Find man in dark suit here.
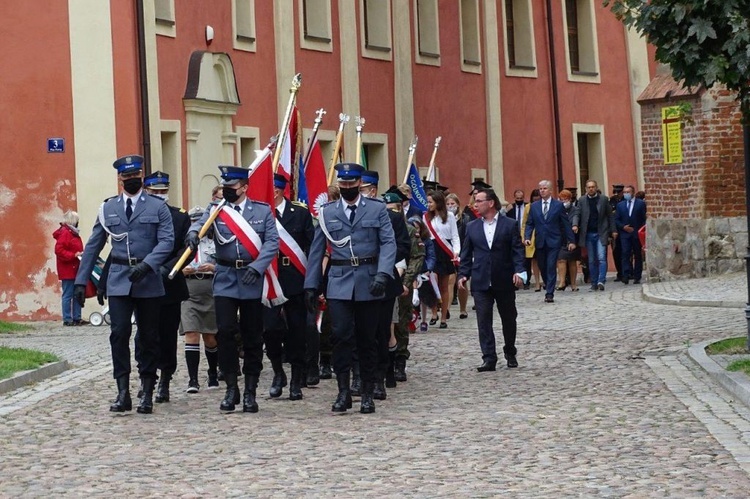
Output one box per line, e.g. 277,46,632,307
263,173,315,400
458,188,526,371
74,154,174,414
524,180,576,303
143,171,191,404
615,185,647,284
571,179,617,291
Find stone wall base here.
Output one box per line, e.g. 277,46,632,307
646,217,747,281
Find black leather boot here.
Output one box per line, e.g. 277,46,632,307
332,372,352,412
269,359,287,398
319,360,333,379
220,372,241,412
386,351,397,388
110,375,132,412
360,381,376,414
289,365,304,401
394,357,407,382
243,375,259,413
373,379,387,400
154,373,171,403
306,362,320,386
350,362,362,397
137,376,156,414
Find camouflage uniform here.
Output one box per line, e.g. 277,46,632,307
394,223,425,379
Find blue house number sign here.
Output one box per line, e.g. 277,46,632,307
48,138,65,153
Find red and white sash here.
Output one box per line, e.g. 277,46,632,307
424,213,457,262
215,206,286,307
275,220,307,275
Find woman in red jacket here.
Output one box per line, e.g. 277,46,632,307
53,211,84,325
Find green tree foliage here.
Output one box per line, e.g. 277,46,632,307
604,0,750,120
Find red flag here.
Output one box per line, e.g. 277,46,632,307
247,146,275,205
278,106,300,199
305,137,329,217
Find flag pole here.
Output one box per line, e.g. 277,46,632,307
272,73,302,173
354,116,366,165
168,199,227,280
327,113,349,185
402,136,418,184
303,108,326,168
425,136,442,182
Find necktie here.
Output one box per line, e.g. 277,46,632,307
234,205,241,213
543,201,548,219
627,200,632,216
348,205,357,224
126,198,133,220
275,208,281,218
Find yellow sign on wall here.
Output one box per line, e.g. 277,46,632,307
661,106,683,164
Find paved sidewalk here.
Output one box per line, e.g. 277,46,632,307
3,279,750,495
643,272,746,308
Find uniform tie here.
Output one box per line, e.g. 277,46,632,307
275,208,281,218
542,200,549,219
348,204,357,224
126,198,133,220
234,205,241,213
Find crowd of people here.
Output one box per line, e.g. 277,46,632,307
63,152,646,415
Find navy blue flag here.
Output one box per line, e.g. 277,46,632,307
407,163,429,212
296,156,308,205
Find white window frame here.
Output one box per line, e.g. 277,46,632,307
572,123,607,193
159,119,183,206
501,0,538,78
414,0,441,67
300,0,333,53
155,0,176,38
561,0,601,84
360,0,393,61
236,126,261,168
233,0,257,53
459,0,482,74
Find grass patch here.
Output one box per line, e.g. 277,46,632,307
0,321,33,334
0,347,58,380
727,359,750,377
705,337,750,355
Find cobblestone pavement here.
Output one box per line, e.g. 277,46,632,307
2,278,750,496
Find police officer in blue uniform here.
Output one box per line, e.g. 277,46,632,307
142,171,191,404
264,173,315,400
74,154,174,414
185,166,279,413
304,163,397,414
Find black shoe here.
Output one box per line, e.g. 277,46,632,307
289,365,304,401
306,363,320,386
63,321,75,326
373,381,387,400
207,370,219,389
269,369,287,398
332,373,352,412
597,283,605,291
523,284,530,290
477,361,496,372
505,354,518,368
394,358,407,382
360,383,376,414
350,364,362,397
186,378,200,394
110,376,132,412
544,295,554,303
319,362,333,379
217,369,225,382
136,377,156,414
243,375,259,413
622,278,630,285
154,375,170,403
633,279,641,284
220,373,241,412
614,276,622,282
386,351,397,388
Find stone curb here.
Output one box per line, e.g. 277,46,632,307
0,360,70,396
642,283,745,309
686,340,750,409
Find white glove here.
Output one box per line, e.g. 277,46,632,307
412,288,421,307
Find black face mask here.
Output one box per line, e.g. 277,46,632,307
122,177,142,195
515,200,524,206
223,186,241,204
340,186,359,202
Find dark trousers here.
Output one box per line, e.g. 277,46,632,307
327,299,379,384
319,309,333,364
305,309,320,369
535,245,559,296
376,297,397,378
613,238,623,279
473,287,517,363
214,296,264,376
395,294,412,360
263,293,306,367
157,301,181,376
109,295,160,380
621,234,643,280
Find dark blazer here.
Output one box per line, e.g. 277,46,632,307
615,198,647,235
571,194,615,246
276,199,315,296
385,209,412,299
524,198,575,249
405,202,423,220
459,215,525,292
160,204,191,304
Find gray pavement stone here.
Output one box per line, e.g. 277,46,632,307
643,272,746,308
2,282,750,495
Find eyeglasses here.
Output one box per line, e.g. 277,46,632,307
474,198,488,204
